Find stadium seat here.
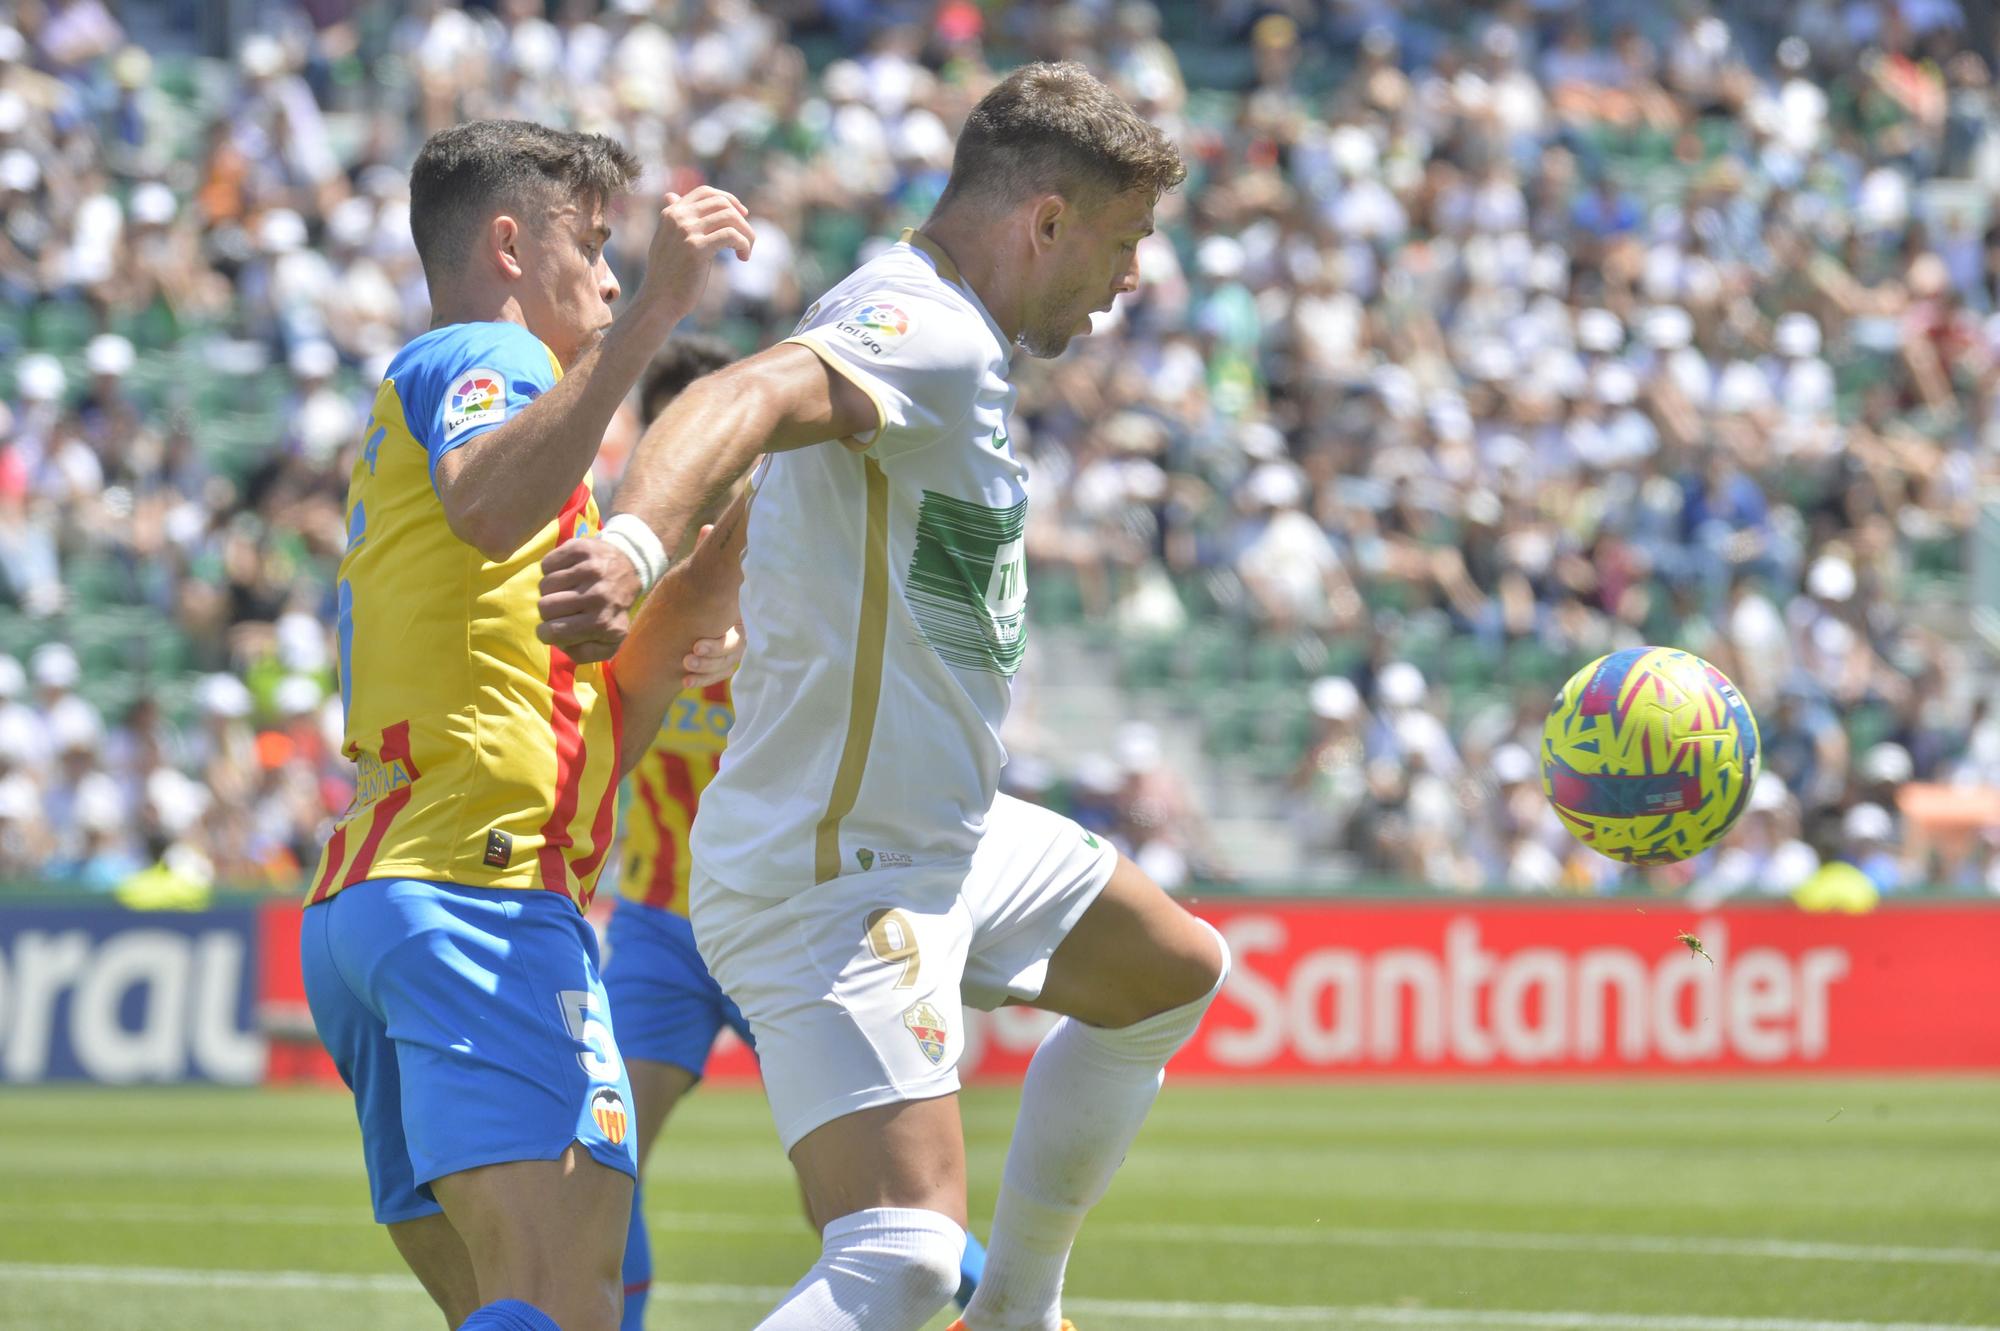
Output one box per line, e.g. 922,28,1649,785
63,555,135,610
1117,632,1178,692
27,300,97,353
1033,571,1086,631
1246,633,1308,685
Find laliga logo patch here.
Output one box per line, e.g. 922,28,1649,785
834,301,912,357
590,1087,628,1146
903,1000,948,1066
852,303,910,336
443,368,507,442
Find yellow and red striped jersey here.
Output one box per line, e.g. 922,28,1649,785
618,682,732,916
307,321,622,911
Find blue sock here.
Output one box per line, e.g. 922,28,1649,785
620,1184,651,1331
459,1300,562,1331
955,1230,987,1309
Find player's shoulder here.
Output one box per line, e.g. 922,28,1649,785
388,321,557,397
387,322,559,443
798,246,1005,373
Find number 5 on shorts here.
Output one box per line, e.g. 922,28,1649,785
865,908,921,988
558,989,622,1082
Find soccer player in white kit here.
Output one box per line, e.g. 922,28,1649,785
538,62,1229,1331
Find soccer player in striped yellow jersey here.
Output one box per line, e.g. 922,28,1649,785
299,120,753,1331
602,339,986,1330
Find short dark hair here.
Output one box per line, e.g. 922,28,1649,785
935,62,1185,215
640,335,736,422
408,119,640,281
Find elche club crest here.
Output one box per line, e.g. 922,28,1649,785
590,1087,628,1145
903,1000,948,1065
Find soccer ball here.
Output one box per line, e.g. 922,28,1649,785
1541,646,1761,865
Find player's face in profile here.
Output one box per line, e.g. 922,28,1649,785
1020,187,1152,359
518,199,619,369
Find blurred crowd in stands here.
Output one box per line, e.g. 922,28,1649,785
1,0,1997,899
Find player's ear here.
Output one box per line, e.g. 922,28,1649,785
491,214,524,280
1030,195,1067,253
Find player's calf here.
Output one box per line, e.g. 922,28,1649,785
968,861,1230,1331
433,1148,633,1331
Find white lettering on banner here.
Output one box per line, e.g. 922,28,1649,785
2,930,91,1080
1796,949,1848,1058
1210,915,1852,1068
73,931,189,1082
1290,950,1362,1063
1575,948,1648,1059
1446,921,1496,1064
1211,916,1284,1066
0,925,264,1084
191,934,267,1084
1372,951,1443,1062
1493,948,1567,1064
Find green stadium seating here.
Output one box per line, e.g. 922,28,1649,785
1117,632,1178,693
26,300,96,353
1028,564,1084,628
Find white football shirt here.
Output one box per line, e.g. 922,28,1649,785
691,231,1028,895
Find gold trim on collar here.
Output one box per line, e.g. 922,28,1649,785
901,228,965,287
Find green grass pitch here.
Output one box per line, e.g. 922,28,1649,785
2,1078,1998,1330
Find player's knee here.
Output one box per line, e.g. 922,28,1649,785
1120,914,1229,1026
1183,916,1230,1002
1087,919,1228,1063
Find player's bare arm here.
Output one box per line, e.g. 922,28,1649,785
536,341,876,661
595,502,747,772
434,187,755,561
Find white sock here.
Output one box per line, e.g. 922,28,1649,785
753,1206,966,1331
965,924,1229,1331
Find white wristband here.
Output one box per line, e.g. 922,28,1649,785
598,512,670,595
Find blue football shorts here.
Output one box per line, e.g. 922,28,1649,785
301,878,639,1224
601,896,753,1078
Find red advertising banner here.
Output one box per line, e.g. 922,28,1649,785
1174,901,2000,1076
259,900,2000,1085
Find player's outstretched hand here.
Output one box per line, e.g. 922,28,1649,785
636,186,756,324
682,623,744,689
537,537,640,664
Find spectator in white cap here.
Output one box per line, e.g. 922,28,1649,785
0,764,45,875
1691,773,1822,906
30,641,100,734
1842,801,1907,894
14,353,66,431
47,768,143,891
1112,719,1213,891
1234,462,1349,632
270,672,333,770
191,672,258,807
1370,662,1462,777
0,654,34,756
1291,675,1372,860
1474,742,1564,891
1771,311,1835,425
81,332,139,445
42,692,119,873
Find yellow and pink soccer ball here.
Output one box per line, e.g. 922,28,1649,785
1541,647,1761,865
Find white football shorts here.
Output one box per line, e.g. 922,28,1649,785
689,792,1118,1151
